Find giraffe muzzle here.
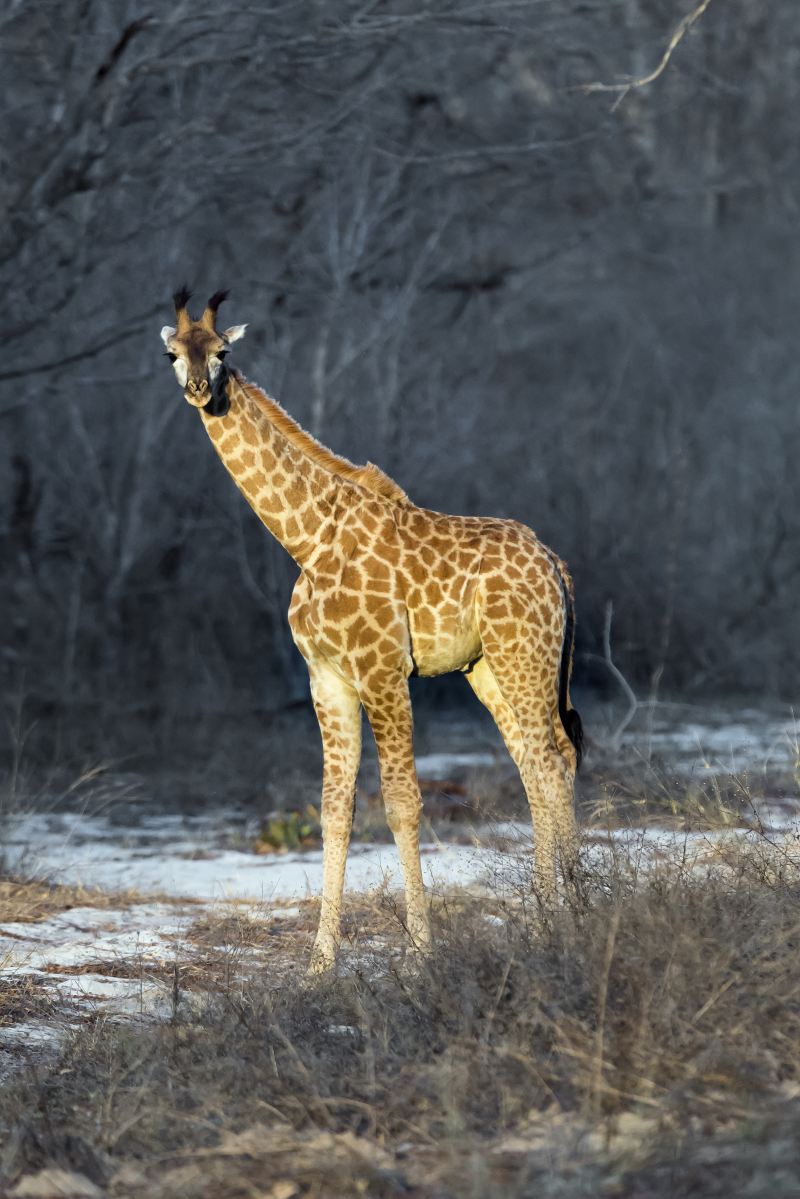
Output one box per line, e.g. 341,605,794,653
185,378,211,407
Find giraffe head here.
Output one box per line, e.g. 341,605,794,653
160,287,247,416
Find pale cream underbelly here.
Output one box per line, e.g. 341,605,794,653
408,615,482,678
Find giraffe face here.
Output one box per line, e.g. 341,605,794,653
160,288,247,416
161,325,231,410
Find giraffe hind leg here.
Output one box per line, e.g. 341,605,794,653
550,703,582,897
467,654,579,904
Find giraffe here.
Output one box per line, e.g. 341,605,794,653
161,288,584,973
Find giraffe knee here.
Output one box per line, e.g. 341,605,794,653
320,804,354,842
384,806,401,833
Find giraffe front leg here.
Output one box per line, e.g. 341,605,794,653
362,682,431,957
307,662,362,976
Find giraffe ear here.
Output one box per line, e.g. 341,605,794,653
160,325,176,345
222,324,247,344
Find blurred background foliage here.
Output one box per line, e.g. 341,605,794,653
1,1,798,764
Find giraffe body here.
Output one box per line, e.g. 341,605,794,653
290,504,560,684
161,292,583,973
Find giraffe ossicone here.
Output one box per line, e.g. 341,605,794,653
162,289,584,973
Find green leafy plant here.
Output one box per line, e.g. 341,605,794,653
253,805,322,854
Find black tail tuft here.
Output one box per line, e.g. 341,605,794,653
561,707,584,771
558,570,584,770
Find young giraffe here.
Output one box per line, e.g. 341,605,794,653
161,289,584,973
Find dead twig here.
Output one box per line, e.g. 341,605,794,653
584,601,639,752
590,904,621,1118
583,0,713,109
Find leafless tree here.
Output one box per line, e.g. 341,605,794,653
1,0,798,765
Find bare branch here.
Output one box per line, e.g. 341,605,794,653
583,602,639,753
582,0,713,108
0,323,152,382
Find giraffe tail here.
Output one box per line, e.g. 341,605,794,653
557,568,584,770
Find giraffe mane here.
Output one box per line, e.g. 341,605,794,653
233,374,409,504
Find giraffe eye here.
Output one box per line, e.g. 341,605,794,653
165,352,177,363
217,350,229,359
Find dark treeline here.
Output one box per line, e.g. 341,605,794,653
1,1,798,763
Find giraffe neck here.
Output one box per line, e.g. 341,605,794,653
200,373,341,566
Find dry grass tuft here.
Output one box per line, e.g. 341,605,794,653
0,877,189,925
0,977,57,1029
578,759,793,831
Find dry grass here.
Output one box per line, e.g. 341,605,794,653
0,976,57,1029
1,836,799,1197
358,755,798,844
0,877,182,926
578,760,790,832
33,905,323,993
